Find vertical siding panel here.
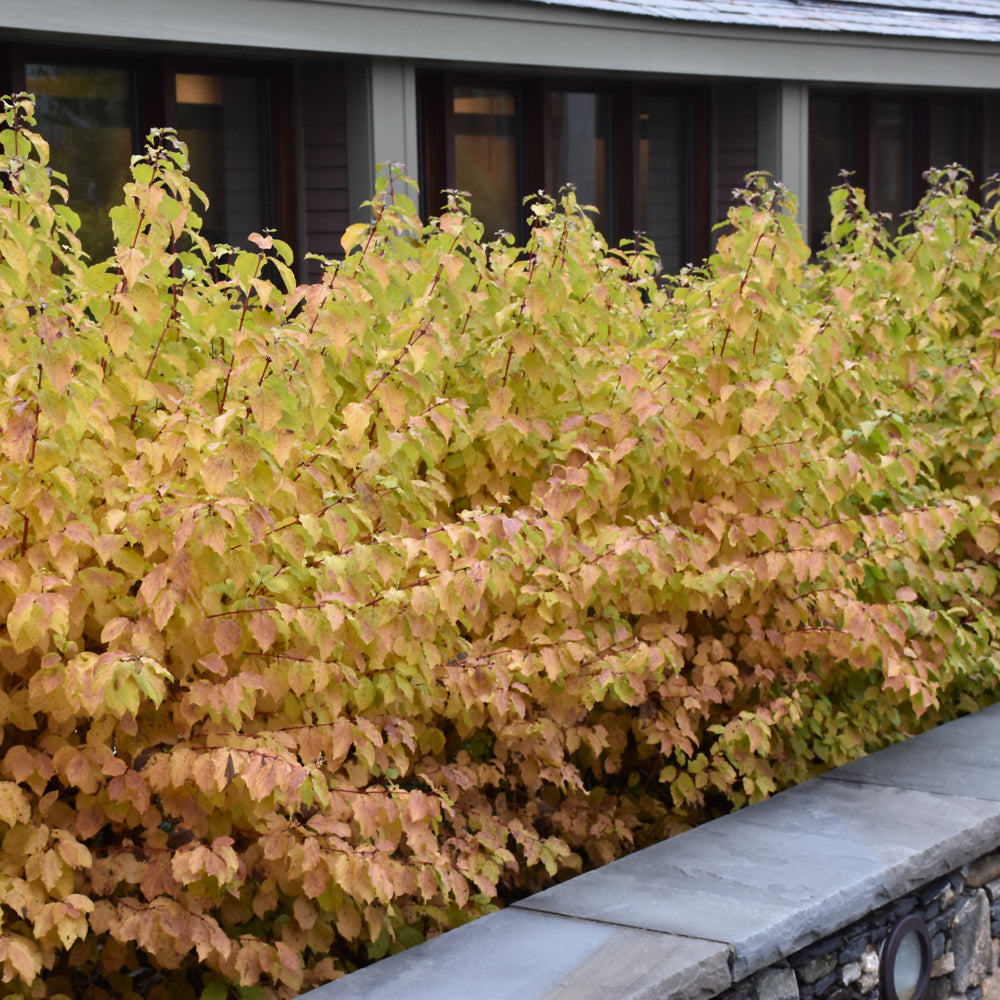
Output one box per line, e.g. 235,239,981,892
299,59,350,282
714,83,759,226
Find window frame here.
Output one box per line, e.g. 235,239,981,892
808,86,987,248
418,68,711,263
5,42,298,256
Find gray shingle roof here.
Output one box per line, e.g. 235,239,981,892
520,0,1000,41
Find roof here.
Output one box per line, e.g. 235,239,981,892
520,0,1000,41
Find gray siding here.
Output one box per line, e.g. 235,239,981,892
299,60,351,280
715,83,760,225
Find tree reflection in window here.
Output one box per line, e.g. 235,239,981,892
26,63,134,261
451,86,519,239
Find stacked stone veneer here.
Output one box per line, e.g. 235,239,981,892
727,852,1000,1000
304,704,1000,1000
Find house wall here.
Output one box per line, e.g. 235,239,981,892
758,81,810,229
1,0,998,91
714,82,760,226
297,59,351,279
3,2,1000,270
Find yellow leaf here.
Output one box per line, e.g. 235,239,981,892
0,781,31,826
428,407,452,440
214,618,242,657
43,351,75,395
40,849,65,892
55,912,88,950
249,612,277,652
341,223,370,254
103,313,132,356
138,563,169,608
833,286,854,313
198,654,228,676
131,281,162,327
343,402,372,446
0,934,43,983
976,525,999,553
94,533,124,564
202,454,235,495
249,385,282,432
375,382,408,429
252,277,273,310
3,410,35,463
115,246,145,287
329,719,354,766
7,594,45,654
336,903,362,939
787,354,810,386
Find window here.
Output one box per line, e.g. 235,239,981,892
809,93,855,245
549,89,612,229
19,48,290,260
421,72,711,269
870,98,912,222
173,72,272,248
25,63,135,259
808,89,988,248
450,86,520,238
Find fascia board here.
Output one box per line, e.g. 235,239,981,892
0,0,998,90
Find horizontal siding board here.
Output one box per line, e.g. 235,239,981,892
715,83,759,221
304,188,350,211
302,149,349,171
299,59,350,279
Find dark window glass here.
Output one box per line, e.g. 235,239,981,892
424,74,705,257
808,94,854,246
870,98,911,221
450,86,519,237
549,91,611,234
637,93,686,272
928,98,972,173
26,63,134,260
175,72,270,248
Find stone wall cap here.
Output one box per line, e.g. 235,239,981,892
304,906,732,1000
823,703,1000,799
516,775,1000,978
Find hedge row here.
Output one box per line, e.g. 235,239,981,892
0,93,998,998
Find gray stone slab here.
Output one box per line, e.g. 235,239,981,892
515,777,1000,978
300,907,731,1000
822,703,1000,799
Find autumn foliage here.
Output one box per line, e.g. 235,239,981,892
0,91,999,997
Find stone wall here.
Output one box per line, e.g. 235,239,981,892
725,851,1000,1000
